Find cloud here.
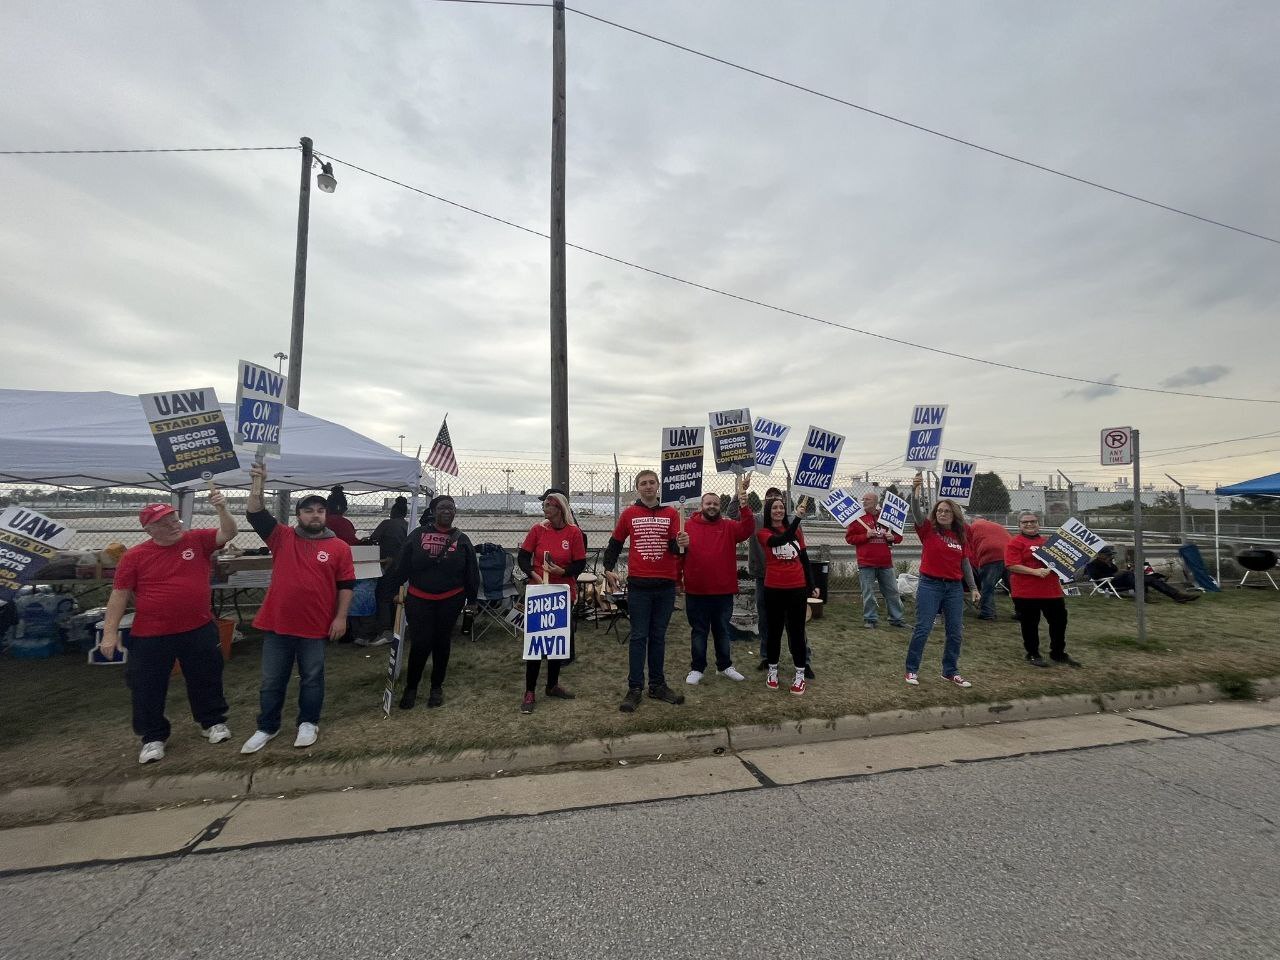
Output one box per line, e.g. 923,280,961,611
1160,365,1230,388
1062,375,1122,402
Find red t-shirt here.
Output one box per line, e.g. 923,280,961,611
521,522,587,601
1004,534,1065,599
844,512,903,569
113,528,220,637
757,524,808,590
916,522,969,581
325,514,360,545
610,503,679,581
253,525,356,638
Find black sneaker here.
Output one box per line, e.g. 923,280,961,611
399,687,418,709
1026,655,1050,668
619,687,643,713
804,665,815,680
1051,655,1083,668
545,685,576,699
648,683,685,705
427,686,444,708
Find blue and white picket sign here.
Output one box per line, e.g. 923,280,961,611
660,425,705,505
792,425,846,497
938,459,977,505
235,359,287,457
522,583,572,660
820,488,866,528
752,416,790,474
878,490,911,537
1032,517,1109,582
903,404,948,469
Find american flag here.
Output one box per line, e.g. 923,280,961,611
425,417,459,476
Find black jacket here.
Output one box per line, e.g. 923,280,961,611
388,526,479,602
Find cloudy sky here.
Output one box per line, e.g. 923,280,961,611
3,0,1278,491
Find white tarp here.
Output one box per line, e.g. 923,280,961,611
0,389,423,493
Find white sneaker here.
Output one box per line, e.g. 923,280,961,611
904,672,920,686
203,723,231,744
240,730,277,754
718,665,746,682
685,670,704,685
138,741,165,764
294,722,319,748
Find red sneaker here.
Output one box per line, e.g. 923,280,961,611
790,677,806,696
520,691,536,714
942,674,973,688
765,665,779,690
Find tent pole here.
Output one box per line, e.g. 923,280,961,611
1214,494,1221,585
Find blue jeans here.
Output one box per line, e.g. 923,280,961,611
905,575,965,677
977,561,1005,618
627,582,676,690
257,632,326,733
686,594,733,672
859,566,905,625
755,578,769,659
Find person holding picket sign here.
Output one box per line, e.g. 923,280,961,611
904,472,980,688
516,490,587,713
845,490,906,629
756,495,819,695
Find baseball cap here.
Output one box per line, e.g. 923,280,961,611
138,503,177,527
296,494,327,512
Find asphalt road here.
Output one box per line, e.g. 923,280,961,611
3,728,1277,960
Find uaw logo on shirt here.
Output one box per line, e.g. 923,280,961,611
771,542,799,561
561,539,570,551
317,551,330,563
181,548,195,561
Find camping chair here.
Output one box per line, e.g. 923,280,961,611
1088,577,1124,598
1177,544,1221,593
472,543,522,642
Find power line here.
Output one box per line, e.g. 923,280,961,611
565,6,1280,248
423,0,550,6
320,150,1279,405
0,146,296,155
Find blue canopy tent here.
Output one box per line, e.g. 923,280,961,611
1215,473,1280,498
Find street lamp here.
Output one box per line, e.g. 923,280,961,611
273,351,287,374
276,136,336,520
285,136,337,415
398,434,405,454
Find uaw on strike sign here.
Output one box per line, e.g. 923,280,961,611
236,359,287,456
523,584,572,660
0,507,76,600
140,388,240,486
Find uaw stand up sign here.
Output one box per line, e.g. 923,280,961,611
0,507,76,600
139,388,240,487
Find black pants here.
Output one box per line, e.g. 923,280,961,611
525,610,577,692
375,575,399,633
404,593,466,691
763,587,808,668
1114,571,1183,600
125,621,228,744
1012,597,1068,659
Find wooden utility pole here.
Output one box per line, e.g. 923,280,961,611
549,0,570,492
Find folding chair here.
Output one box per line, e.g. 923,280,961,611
1088,577,1122,598
472,543,522,641
1177,544,1220,593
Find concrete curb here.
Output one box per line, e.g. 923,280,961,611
5,676,1277,823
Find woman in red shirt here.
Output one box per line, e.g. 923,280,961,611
904,473,979,688
516,491,587,713
755,496,819,695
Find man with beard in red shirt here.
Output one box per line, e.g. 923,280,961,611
100,489,238,765
1005,512,1082,669
240,463,355,754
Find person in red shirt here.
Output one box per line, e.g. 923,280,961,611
756,495,819,695
904,473,979,688
240,463,355,754
1005,512,1081,668
967,517,1013,621
677,476,754,686
516,490,587,713
99,489,238,765
603,469,684,713
323,485,360,545
845,489,906,629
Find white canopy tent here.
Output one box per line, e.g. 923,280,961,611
0,389,425,494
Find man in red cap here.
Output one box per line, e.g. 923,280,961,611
240,462,355,754
100,488,238,764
